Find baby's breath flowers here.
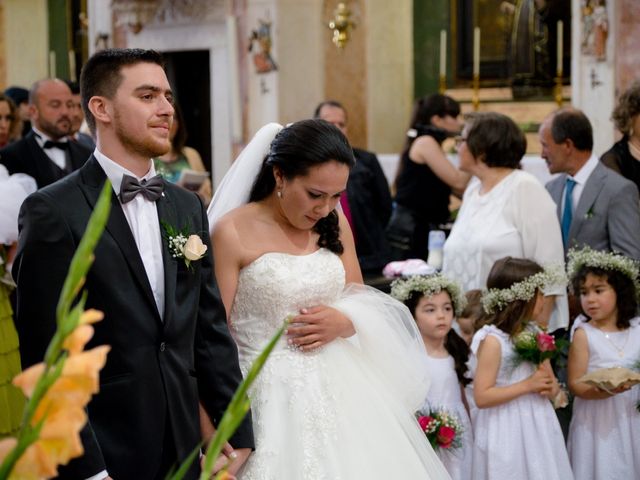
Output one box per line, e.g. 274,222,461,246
567,246,640,298
390,273,467,316
482,264,567,314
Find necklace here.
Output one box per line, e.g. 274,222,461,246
601,330,630,358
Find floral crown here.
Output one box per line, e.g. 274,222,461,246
567,246,640,297
390,274,467,317
482,264,567,315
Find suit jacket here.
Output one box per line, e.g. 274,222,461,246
0,130,92,188
348,148,393,274
13,157,253,479
546,161,640,260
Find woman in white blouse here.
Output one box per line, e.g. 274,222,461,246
442,112,568,331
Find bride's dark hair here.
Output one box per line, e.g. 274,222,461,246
249,119,355,254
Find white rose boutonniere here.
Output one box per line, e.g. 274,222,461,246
161,221,208,270
183,234,208,262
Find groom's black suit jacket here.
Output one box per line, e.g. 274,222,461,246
0,130,92,188
13,157,253,479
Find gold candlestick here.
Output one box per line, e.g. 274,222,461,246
472,73,480,111
555,72,563,107
439,74,446,94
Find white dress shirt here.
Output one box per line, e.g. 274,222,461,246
94,149,165,319
560,154,599,215
32,126,69,170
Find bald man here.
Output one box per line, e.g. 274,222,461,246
0,78,92,188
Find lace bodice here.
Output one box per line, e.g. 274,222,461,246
229,249,345,363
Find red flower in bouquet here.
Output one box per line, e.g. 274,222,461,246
415,408,463,451
436,426,456,449
418,416,434,432
536,332,556,352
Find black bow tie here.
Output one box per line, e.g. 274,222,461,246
42,140,70,150
119,174,164,203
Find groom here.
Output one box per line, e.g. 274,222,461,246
13,49,253,479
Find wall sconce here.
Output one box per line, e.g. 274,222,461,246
328,3,356,49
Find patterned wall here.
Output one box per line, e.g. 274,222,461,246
616,0,640,95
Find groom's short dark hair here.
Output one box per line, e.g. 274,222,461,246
80,48,165,134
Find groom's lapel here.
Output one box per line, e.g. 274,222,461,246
156,185,178,325
78,157,161,321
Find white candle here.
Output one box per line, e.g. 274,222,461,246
557,20,563,75
49,51,56,78
439,30,447,78
473,27,480,77
68,50,76,82
226,15,242,143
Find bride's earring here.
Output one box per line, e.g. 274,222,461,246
277,190,283,199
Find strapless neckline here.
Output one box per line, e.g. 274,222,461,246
240,248,325,274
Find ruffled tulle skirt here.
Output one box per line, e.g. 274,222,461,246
236,285,451,480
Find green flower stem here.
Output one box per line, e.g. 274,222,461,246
199,317,291,480
0,420,43,478
45,182,111,367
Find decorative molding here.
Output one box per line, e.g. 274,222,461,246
126,21,231,189
112,0,225,33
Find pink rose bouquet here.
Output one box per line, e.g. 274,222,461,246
415,407,463,451
513,326,566,365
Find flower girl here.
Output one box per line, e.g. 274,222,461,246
469,257,573,480
391,274,472,480
566,247,640,479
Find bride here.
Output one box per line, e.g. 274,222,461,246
208,120,450,479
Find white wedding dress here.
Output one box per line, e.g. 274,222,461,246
229,248,451,479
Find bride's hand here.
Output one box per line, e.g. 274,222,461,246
287,306,355,351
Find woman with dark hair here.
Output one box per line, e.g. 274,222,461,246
207,120,451,479
0,93,22,148
443,112,568,332
153,102,212,203
387,94,469,261
601,80,640,190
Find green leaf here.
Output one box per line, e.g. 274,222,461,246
56,181,112,328
0,181,112,478
165,442,202,480
198,317,290,480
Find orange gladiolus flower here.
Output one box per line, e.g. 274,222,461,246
63,309,104,355
7,325,110,479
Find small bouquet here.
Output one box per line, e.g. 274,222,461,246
415,407,463,451
513,327,563,365
513,325,570,408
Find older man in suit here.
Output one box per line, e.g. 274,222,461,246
540,108,640,260
0,78,92,188
13,49,252,479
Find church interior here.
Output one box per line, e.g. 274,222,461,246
0,0,638,187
